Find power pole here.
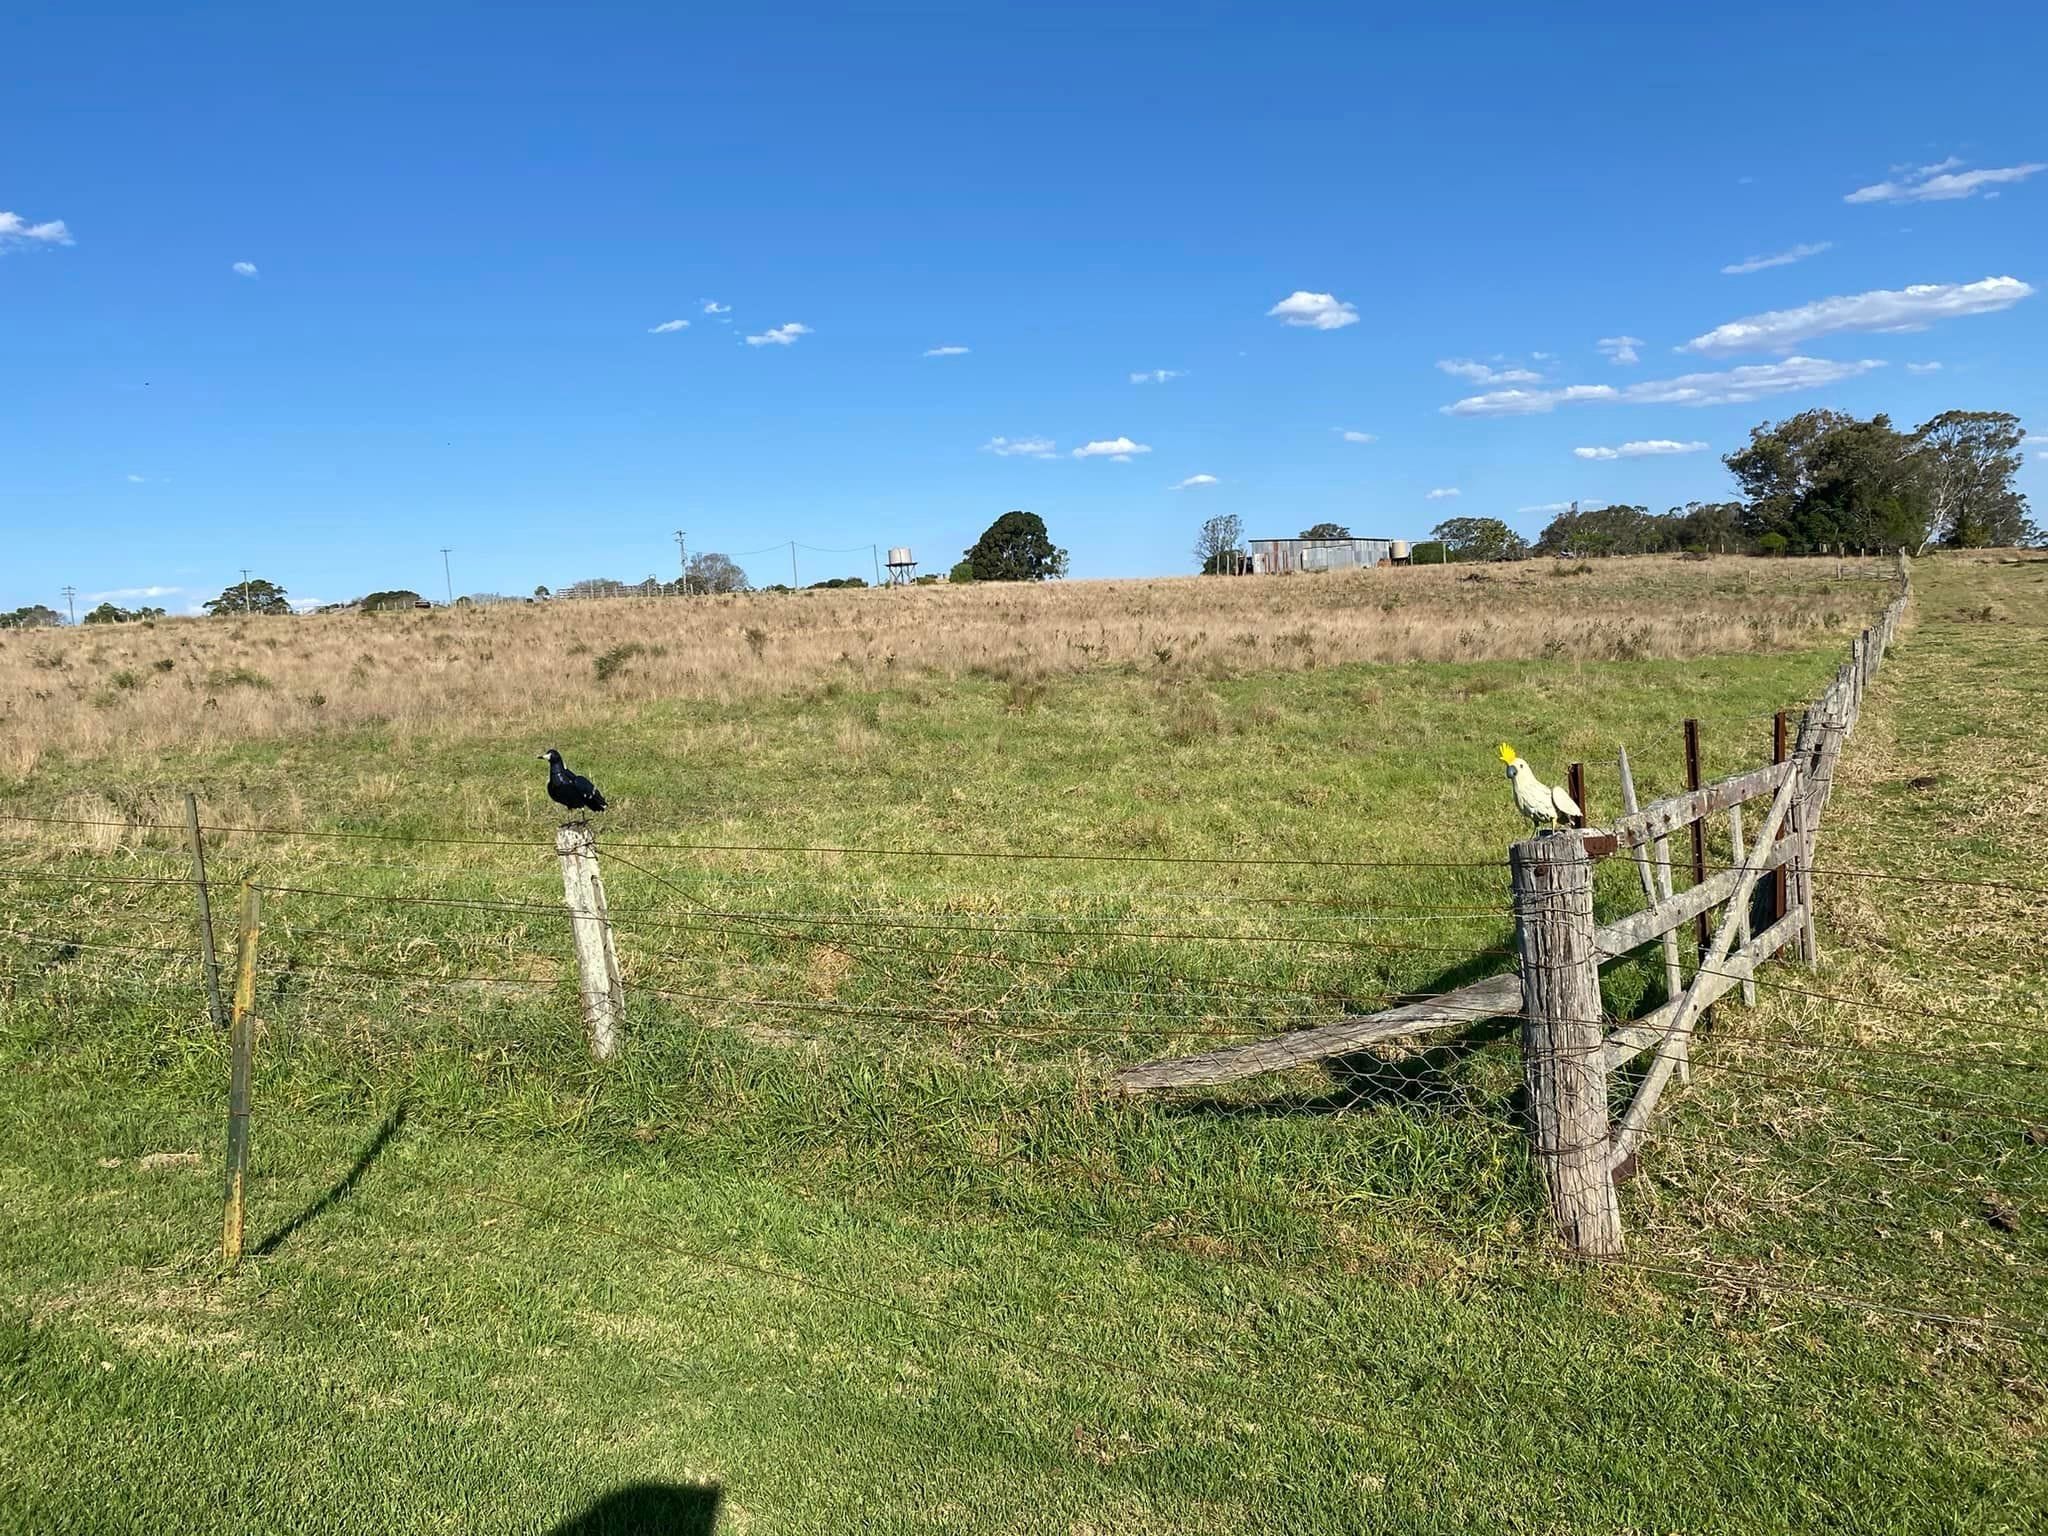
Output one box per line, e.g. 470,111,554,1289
789,541,798,589
440,548,454,606
240,569,251,613
674,529,687,595
871,544,881,586
61,586,77,624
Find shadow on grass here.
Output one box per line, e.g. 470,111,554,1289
545,1482,721,1535
253,1101,408,1256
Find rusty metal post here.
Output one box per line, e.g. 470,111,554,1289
1565,762,1587,829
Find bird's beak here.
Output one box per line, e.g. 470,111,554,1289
535,753,549,761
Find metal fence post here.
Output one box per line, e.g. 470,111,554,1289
221,881,263,1269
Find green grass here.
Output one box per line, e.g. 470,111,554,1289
2,560,2043,1533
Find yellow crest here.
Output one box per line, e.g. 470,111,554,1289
1496,742,1518,764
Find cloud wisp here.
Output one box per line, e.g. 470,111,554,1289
1335,429,1378,444
1683,276,2032,354
1437,358,1542,384
1425,487,1460,500
1171,474,1219,490
0,210,71,248
1267,291,1359,330
924,345,970,357
649,319,690,333
981,436,1057,459
1444,356,1886,415
1130,369,1182,384
1721,241,1831,276
1596,336,1644,365
231,260,259,278
1846,159,2045,205
702,300,731,314
746,322,812,347
1573,439,1710,461
1073,437,1151,461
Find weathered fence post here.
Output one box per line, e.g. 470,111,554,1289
555,824,625,1060
1770,712,1791,929
221,881,262,1269
1617,746,1685,1084
184,792,226,1031
1512,831,1622,1258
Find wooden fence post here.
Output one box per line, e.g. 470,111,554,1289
555,824,625,1060
1512,831,1622,1258
221,881,262,1269
184,792,226,1031
1617,746,1685,1084
1770,712,1791,928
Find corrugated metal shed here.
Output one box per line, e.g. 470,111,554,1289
1246,537,1397,574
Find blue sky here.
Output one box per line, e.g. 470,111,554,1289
5,0,2045,612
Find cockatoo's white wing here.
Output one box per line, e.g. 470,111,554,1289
1551,782,1582,820
1510,769,1554,822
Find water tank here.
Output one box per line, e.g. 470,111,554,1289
887,547,914,566
1389,539,1411,562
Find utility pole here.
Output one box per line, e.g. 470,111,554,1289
240,569,251,613
871,544,881,586
440,548,454,607
790,541,798,589
674,529,688,596
61,586,77,624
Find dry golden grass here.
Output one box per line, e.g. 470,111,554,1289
0,554,1889,780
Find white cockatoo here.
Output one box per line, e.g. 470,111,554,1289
1498,742,1581,832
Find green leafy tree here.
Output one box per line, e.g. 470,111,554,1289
1407,540,1448,565
1725,410,1927,553
534,585,551,599
1430,516,1528,562
360,589,424,612
1193,513,1244,574
1299,521,1351,540
965,510,1063,581
1,604,64,628
1911,410,2034,550
203,577,291,616
947,560,975,584
80,601,162,623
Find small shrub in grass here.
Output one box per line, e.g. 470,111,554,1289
109,670,142,691
204,666,272,690
593,643,646,681
152,658,175,673
1163,691,1224,744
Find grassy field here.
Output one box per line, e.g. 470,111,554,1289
2,554,2042,1533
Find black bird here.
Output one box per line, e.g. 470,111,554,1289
538,749,607,817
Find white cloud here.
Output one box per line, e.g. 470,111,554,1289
981,436,1057,459
1846,160,2045,204
1425,487,1460,500
0,210,72,247
1444,356,1885,416
1441,383,1620,416
86,584,185,603
1130,369,1182,384
1171,473,1220,490
1683,276,2032,354
649,319,690,333
1072,437,1151,461
1531,350,1557,362
1335,429,1378,444
924,344,970,357
1267,290,1359,330
1904,361,1944,374
1596,336,1644,366
1518,502,1581,515
1721,241,1832,276
746,322,811,347
1437,358,1542,384
126,473,147,483
1573,439,1710,461
702,300,731,315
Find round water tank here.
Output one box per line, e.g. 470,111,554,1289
1389,540,1411,561
886,547,914,566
